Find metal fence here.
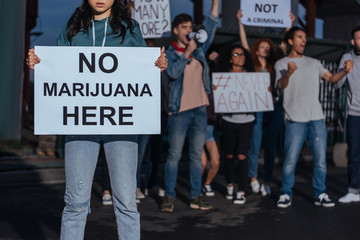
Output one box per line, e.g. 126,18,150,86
319,60,348,146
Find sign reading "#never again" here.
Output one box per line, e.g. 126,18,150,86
241,0,291,28
34,46,161,135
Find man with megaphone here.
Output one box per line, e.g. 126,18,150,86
160,0,219,212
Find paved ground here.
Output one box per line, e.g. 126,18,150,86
0,159,359,240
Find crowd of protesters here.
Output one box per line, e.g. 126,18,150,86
26,0,360,239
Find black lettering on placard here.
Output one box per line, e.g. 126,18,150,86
255,4,278,13
99,53,118,73
119,107,134,125
63,106,79,125
82,106,97,125
79,53,118,73
79,53,95,73
100,107,116,125
44,83,57,96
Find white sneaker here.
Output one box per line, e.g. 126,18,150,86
277,194,292,208
158,188,165,197
338,193,360,203
226,185,234,200
136,187,145,199
233,192,246,204
102,193,113,206
260,184,271,196
250,180,260,193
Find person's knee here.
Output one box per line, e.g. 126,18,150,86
64,198,91,213
237,154,247,160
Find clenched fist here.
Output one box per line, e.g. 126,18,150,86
287,61,297,75
344,60,354,73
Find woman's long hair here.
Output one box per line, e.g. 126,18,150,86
66,0,135,43
250,38,276,73
215,44,254,73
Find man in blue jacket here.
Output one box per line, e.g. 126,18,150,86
160,0,219,212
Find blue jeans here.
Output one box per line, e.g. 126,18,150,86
248,112,264,178
281,119,327,198
164,106,207,199
346,115,360,192
136,135,150,188
60,140,139,240
262,101,283,182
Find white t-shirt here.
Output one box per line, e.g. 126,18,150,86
275,56,328,122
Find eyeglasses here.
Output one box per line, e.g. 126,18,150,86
232,53,244,57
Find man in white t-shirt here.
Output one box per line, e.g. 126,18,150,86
275,27,353,208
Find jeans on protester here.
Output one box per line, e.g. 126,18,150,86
262,102,283,183
346,115,360,192
280,119,327,198
137,135,151,188
164,106,207,199
60,140,139,240
248,112,264,179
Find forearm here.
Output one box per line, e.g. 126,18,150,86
327,70,348,83
239,22,250,52
277,72,291,89
211,0,219,17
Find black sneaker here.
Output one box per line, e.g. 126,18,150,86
233,192,246,204
202,185,215,197
190,196,213,210
160,196,174,212
277,194,292,208
314,193,335,207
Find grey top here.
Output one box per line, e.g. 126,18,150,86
335,51,360,116
275,56,328,122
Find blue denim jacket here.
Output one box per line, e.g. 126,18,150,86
165,13,219,114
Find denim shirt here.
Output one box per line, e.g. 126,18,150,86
165,13,219,114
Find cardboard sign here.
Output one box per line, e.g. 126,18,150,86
212,72,274,113
34,46,160,135
241,0,291,28
132,0,171,39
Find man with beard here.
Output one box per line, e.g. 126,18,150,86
274,27,353,208
336,26,360,203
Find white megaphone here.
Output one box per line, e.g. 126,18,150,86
187,29,208,43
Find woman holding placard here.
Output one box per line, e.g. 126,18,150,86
236,9,295,197
215,45,255,204
27,0,167,239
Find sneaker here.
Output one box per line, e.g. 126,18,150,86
144,188,149,196
314,193,335,207
160,196,174,212
233,192,246,204
277,194,292,208
260,184,271,196
102,193,113,206
136,198,140,204
202,185,215,197
158,188,165,197
338,193,360,203
226,185,234,200
250,180,260,193
190,196,213,210
136,187,145,199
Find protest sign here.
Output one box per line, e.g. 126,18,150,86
241,0,291,28
34,46,160,135
212,72,273,113
132,0,171,38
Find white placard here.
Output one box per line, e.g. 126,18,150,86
241,0,291,28
212,72,274,113
132,0,171,39
34,46,160,135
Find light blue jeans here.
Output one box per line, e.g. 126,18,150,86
248,112,264,178
281,119,327,198
164,106,207,199
60,140,139,240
